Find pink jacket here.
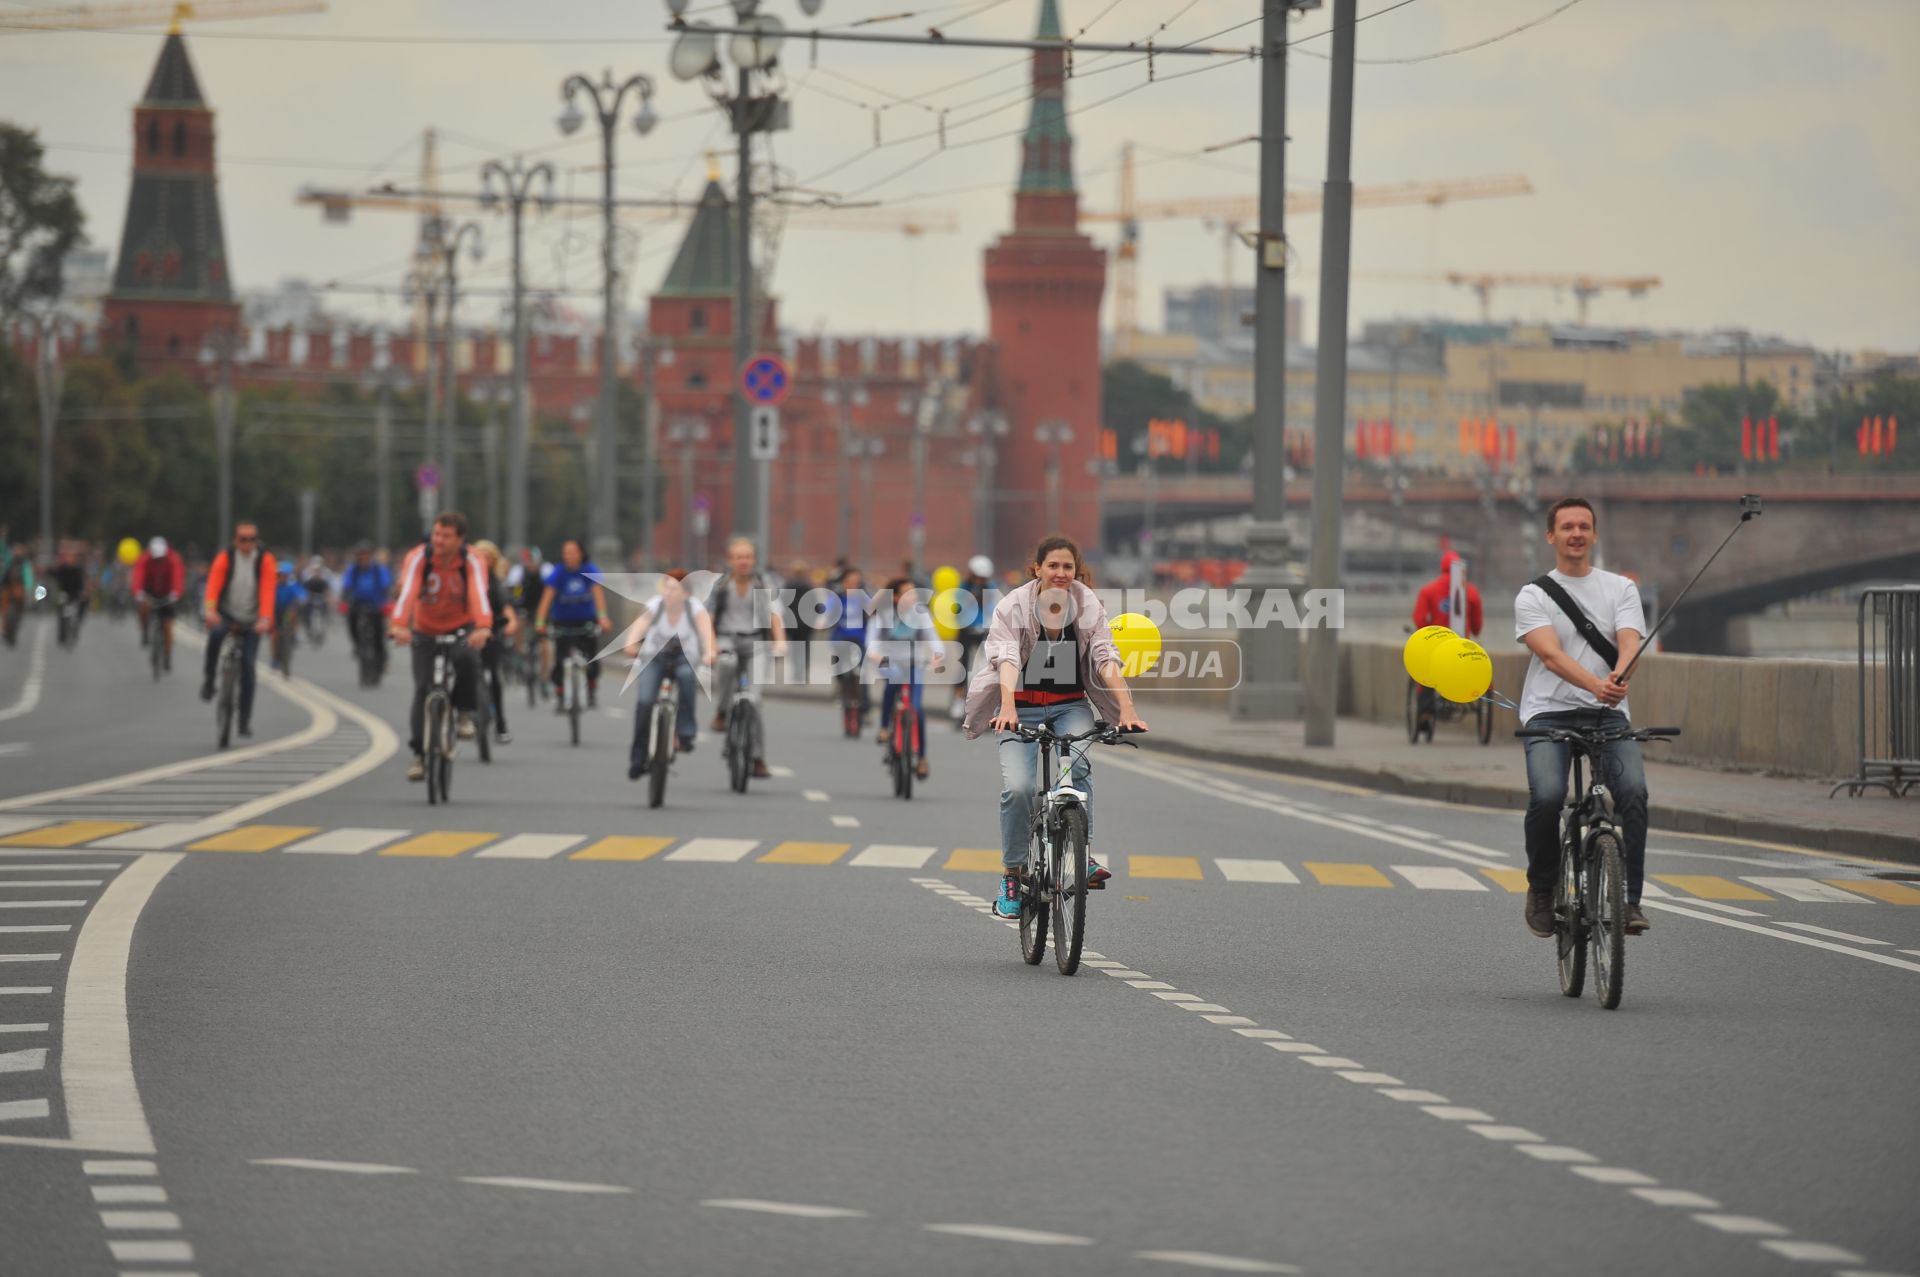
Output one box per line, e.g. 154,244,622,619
962,579,1124,739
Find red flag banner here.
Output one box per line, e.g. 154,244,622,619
1741,416,1753,461
1768,416,1780,461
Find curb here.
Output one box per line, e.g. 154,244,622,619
1139,736,1920,867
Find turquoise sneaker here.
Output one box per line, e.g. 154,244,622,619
1087,853,1112,888
993,872,1022,918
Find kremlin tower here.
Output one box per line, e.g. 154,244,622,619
982,0,1107,564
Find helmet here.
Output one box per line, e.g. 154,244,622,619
148,536,168,557
968,555,993,578
277,561,294,578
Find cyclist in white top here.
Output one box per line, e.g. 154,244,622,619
624,569,717,780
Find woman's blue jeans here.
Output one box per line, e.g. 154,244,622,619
995,700,1096,870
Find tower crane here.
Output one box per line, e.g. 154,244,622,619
0,1,326,31
1354,270,1662,324
1087,146,1533,346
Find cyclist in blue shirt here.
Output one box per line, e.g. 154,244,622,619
535,538,612,709
831,565,873,732
340,542,393,678
271,564,307,673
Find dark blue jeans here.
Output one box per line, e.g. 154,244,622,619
203,621,261,724
1522,709,1650,904
629,650,698,771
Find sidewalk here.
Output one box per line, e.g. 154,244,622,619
1135,702,1920,864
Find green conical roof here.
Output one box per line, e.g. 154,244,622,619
658,181,736,297
1037,0,1063,38
141,33,206,108
1017,0,1074,195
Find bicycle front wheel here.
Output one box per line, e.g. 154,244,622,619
727,706,752,793
1556,833,1587,999
1589,830,1627,1010
1052,807,1088,975
1019,846,1048,966
425,697,447,806
216,656,237,750
648,703,672,809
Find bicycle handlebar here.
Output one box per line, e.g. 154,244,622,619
413,628,472,647
1515,725,1680,743
1009,721,1144,748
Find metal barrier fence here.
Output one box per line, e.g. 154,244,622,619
1832,586,1920,798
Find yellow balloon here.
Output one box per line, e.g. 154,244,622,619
1111,611,1162,677
931,565,960,597
116,537,141,566
930,587,965,641
1434,638,1493,704
1402,625,1456,688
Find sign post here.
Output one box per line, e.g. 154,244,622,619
740,356,790,549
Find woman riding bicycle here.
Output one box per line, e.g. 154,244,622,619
867,577,946,782
962,535,1148,919
623,570,716,781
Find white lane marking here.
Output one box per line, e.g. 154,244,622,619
1693,1215,1790,1236
0,901,86,909
1379,1088,1448,1102
0,1023,49,1033
0,1098,51,1120
84,1158,156,1175
0,953,61,962
1516,1146,1599,1163
0,1047,48,1072
1135,1251,1301,1273
282,828,409,855
0,924,71,933
1437,838,1512,865
802,789,830,802
1154,992,1203,1002
1100,969,1151,980
92,1184,167,1202
1761,1241,1865,1263
830,816,861,829
100,1210,182,1229
1773,922,1889,945
106,1240,193,1263
1336,1072,1403,1085
1641,902,1920,974
1264,1042,1326,1055
458,1176,632,1195
849,844,935,869
1233,1029,1292,1039
923,1223,1093,1246
1422,1106,1496,1122
475,834,585,860
1127,980,1176,990
1202,1015,1259,1026
1215,859,1300,884
1467,1125,1543,1143
0,986,52,995
0,624,49,722
1572,1167,1659,1185
0,744,31,756
1299,1056,1364,1069
1390,865,1488,891
0,862,123,870
1176,1003,1232,1014
90,822,236,851
0,881,100,889
251,1157,418,1175
1634,1188,1719,1208
1742,877,1871,903
665,838,759,863
1679,898,1770,918
766,764,795,778
699,1198,867,1219
0,817,57,837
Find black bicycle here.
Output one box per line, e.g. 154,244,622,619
212,624,244,750
644,661,685,809
716,647,759,794
418,630,471,805
1009,721,1139,975
1516,721,1679,1010
351,607,386,688
550,623,598,747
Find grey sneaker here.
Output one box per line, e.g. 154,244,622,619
406,756,425,782
1625,904,1651,935
1524,888,1555,938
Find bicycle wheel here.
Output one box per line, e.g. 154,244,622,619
895,702,914,801
151,628,164,680
568,666,582,746
1019,843,1048,966
216,653,237,750
476,692,492,765
1405,681,1421,744
1556,833,1587,999
1476,697,1494,745
1052,807,1088,975
425,697,446,805
1588,830,1627,1010
648,702,672,809
728,705,752,793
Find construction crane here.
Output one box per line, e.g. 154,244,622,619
0,1,326,32
1087,146,1534,345
1355,270,1662,325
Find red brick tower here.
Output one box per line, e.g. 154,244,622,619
982,0,1107,567
102,30,240,366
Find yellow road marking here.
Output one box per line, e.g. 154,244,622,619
1825,878,1920,905
944,849,1003,873
1481,868,1530,893
1128,855,1204,880
1304,862,1394,888
0,821,142,848
1653,874,1773,902
570,836,673,862
379,832,498,858
760,841,850,866
188,825,320,853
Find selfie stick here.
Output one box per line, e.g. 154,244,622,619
1615,494,1763,685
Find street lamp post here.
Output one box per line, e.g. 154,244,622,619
1035,420,1073,534
430,217,483,513
479,157,555,557
560,67,660,568
34,317,62,558
668,418,710,564
966,410,1007,563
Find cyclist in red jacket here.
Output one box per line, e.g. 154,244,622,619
132,536,186,672
1411,550,1483,732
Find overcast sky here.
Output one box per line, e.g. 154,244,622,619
5,0,1915,352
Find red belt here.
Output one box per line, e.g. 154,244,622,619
1014,689,1086,706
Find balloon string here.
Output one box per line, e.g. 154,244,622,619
1480,689,1521,713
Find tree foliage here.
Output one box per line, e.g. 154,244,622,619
1101,359,1249,474
0,123,84,326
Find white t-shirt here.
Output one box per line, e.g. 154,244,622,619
638,595,708,663
1513,568,1646,724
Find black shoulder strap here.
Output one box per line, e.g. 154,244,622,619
1531,574,1618,669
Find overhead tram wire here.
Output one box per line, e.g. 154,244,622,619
1290,0,1588,64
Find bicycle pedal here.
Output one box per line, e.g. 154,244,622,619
1085,879,1107,890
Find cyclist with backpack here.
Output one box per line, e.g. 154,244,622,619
390,512,493,782
705,537,789,781
623,569,716,780
1515,497,1651,939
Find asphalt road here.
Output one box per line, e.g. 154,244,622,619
1,611,1916,1276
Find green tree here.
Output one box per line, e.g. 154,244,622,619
1102,359,1248,474
0,123,84,325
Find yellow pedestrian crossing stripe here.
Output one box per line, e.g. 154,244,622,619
0,818,1909,907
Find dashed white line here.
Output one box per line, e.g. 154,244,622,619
83,1159,156,1176
0,1098,52,1119
700,1198,867,1219
923,1223,1093,1246
1516,1145,1597,1164
0,986,53,995
1135,1251,1302,1274
1467,1125,1543,1143
252,1157,419,1175
830,815,861,829
1761,1240,1864,1263
92,1185,167,1203
100,1210,182,1230
1693,1215,1791,1236
0,924,71,933
802,789,830,803
458,1176,632,1194
1641,902,1920,973
0,1047,48,1072
1572,1167,1659,1186
1422,1106,1495,1122
106,1239,193,1263
0,953,60,963
0,1023,49,1034
1633,1188,1720,1208
1772,922,1888,945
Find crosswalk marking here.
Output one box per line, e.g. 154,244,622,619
1827,878,1920,905
849,844,935,869
944,849,1003,873
283,828,409,855
570,836,672,862
1653,875,1773,901
0,818,54,837
1390,865,1488,892
0,1097,52,1121
89,821,232,850
380,832,500,858
474,834,587,860
0,820,140,847
1741,877,1869,903
665,838,758,863
1480,868,1529,893
760,841,851,865
1215,859,1300,884
188,825,320,853
1304,862,1393,888
1129,855,1205,881
0,1047,48,1073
